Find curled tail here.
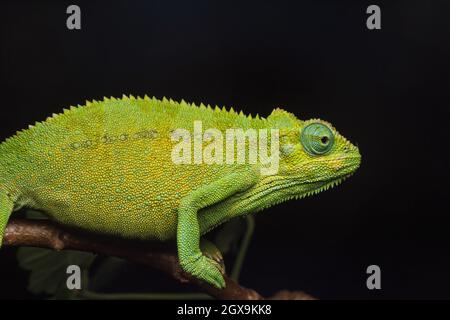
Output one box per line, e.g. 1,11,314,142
0,189,14,247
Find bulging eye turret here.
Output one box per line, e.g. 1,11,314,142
300,123,334,155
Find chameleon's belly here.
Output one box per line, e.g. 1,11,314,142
24,165,185,241
35,191,180,241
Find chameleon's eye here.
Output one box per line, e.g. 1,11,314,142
300,123,334,155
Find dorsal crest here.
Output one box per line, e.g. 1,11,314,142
267,108,300,128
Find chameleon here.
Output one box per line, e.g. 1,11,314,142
0,95,361,289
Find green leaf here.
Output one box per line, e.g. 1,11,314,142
17,247,96,296
88,256,128,291
17,209,96,297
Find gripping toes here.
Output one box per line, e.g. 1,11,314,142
181,253,226,289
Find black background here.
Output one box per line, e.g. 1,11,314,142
0,0,449,299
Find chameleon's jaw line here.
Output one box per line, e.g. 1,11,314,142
299,151,361,198
221,170,357,216
248,153,361,210
302,172,354,197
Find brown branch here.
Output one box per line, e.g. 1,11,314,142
4,218,314,300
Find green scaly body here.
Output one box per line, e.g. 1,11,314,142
0,95,361,288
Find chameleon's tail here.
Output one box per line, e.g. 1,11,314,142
0,190,14,247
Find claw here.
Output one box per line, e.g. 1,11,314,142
181,253,226,289
200,239,226,275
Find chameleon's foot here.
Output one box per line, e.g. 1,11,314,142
181,253,226,289
200,239,225,276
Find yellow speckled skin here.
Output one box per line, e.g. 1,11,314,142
0,95,361,288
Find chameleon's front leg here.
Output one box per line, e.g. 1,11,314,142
177,169,258,289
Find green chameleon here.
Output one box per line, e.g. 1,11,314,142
0,95,360,289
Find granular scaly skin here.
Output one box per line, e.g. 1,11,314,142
0,95,361,288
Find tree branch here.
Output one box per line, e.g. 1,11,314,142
4,218,314,300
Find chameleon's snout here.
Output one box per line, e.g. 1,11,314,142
326,137,361,178
343,142,361,175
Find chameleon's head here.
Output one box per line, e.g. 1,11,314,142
263,108,361,200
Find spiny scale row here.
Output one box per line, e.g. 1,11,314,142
3,95,265,145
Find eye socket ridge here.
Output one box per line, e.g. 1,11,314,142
300,123,335,155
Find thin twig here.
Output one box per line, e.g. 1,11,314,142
4,219,262,299
3,218,314,300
